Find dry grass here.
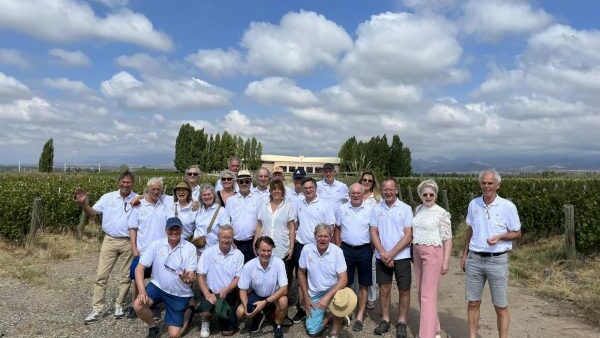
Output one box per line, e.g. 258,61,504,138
0,228,103,286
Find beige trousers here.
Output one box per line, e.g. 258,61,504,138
91,235,134,312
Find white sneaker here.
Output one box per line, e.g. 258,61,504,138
84,310,101,324
114,305,124,319
200,321,210,338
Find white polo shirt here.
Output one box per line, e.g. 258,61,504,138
191,184,200,202
370,198,413,260
194,204,230,251
173,202,198,238
258,199,296,259
317,179,348,208
298,243,347,297
225,192,261,241
92,190,137,238
251,187,271,204
128,195,175,253
238,256,288,298
336,201,373,246
466,196,521,253
197,244,244,293
296,196,336,245
140,237,198,297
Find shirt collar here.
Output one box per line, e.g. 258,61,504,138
381,198,400,210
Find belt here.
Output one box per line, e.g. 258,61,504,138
472,251,507,257
234,239,253,243
108,235,129,239
342,242,371,249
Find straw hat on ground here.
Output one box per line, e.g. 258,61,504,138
328,287,357,317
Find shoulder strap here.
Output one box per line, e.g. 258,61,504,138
206,205,222,234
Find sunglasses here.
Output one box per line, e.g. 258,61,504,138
239,180,251,185
221,177,233,181
422,193,435,198
186,172,199,176
361,178,373,183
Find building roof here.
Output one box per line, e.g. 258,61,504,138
261,154,340,164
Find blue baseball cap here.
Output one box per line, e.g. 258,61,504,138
165,217,183,229
293,168,307,179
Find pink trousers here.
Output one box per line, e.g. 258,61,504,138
413,244,443,338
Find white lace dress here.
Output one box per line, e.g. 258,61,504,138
412,204,452,246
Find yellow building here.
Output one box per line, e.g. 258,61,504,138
260,154,340,174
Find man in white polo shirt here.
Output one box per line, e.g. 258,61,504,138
298,224,348,337
370,177,413,338
316,163,348,209
197,225,244,337
76,170,137,323
236,236,288,338
292,176,336,323
334,183,374,332
128,177,174,317
226,169,261,263
133,217,197,338
251,167,271,203
460,169,521,338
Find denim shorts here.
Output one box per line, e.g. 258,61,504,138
465,251,509,308
146,282,190,327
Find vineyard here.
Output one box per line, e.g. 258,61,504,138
1,172,598,252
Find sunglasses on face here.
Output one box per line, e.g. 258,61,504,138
361,178,373,183
422,193,435,198
239,180,251,185
221,177,233,181
186,172,199,176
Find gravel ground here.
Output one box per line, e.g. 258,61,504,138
1,252,598,338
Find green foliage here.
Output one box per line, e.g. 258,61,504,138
338,134,411,176
174,124,195,172
38,138,54,173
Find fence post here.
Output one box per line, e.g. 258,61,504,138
397,185,404,202
563,204,576,268
407,186,414,205
441,190,450,212
25,198,42,250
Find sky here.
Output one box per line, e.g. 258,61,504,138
1,0,599,166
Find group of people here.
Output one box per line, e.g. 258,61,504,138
75,156,521,338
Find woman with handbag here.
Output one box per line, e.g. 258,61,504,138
191,184,231,254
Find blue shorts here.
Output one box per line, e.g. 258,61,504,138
146,282,191,327
129,256,152,280
341,242,373,287
305,291,327,335
246,292,276,313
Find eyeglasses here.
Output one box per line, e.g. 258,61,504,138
483,205,491,220
422,193,435,198
124,201,132,213
221,177,233,181
164,249,183,273
239,180,251,185
186,172,199,177
361,178,373,183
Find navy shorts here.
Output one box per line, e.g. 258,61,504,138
146,282,190,327
197,292,238,331
129,256,152,280
341,242,373,287
246,292,276,313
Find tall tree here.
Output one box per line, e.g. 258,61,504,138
214,133,222,171
389,134,404,176
191,128,207,169
174,124,195,172
379,134,390,175
38,138,54,172
338,136,358,171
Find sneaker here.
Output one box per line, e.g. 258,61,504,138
114,305,124,319
352,320,364,332
273,325,284,338
152,306,161,321
126,307,137,319
374,321,390,335
200,321,210,338
291,308,306,323
396,322,407,338
366,301,376,310
146,326,160,338
84,310,101,324
249,312,266,333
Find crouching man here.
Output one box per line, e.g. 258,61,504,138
133,217,197,338
236,236,289,338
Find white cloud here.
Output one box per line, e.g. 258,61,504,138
462,0,553,41
0,72,30,102
101,71,232,110
241,10,352,76
115,53,187,77
0,48,27,68
0,97,58,121
43,78,92,93
0,0,173,51
48,48,91,66
245,77,319,107
340,12,462,82
186,49,242,78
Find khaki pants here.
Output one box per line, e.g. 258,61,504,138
91,235,134,312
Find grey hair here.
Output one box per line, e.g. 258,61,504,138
199,183,221,207
146,177,164,189
417,179,438,195
256,167,271,178
218,224,234,236
220,169,235,179
314,223,332,236
349,182,365,194
478,168,502,184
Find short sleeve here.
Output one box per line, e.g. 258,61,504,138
370,206,379,228
286,203,296,223
92,193,107,214
128,207,140,229
234,251,244,277
197,250,209,274
184,245,198,271
506,203,521,231
139,241,156,267
218,207,231,225
334,247,347,273
324,205,336,225
403,205,414,228
193,212,207,237
237,264,251,290
466,200,475,227
257,203,266,222
439,211,453,241
298,246,308,269
334,206,341,226
276,258,288,287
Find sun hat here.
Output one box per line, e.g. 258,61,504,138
237,169,252,180
215,298,233,319
273,166,284,174
172,181,191,195
165,217,183,229
328,287,357,317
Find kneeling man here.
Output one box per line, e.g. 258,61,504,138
298,224,348,337
236,236,289,338
133,217,197,338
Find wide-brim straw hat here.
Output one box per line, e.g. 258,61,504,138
328,287,357,317
172,181,191,195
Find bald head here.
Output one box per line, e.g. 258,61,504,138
349,183,364,207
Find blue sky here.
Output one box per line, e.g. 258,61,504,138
1,0,599,166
